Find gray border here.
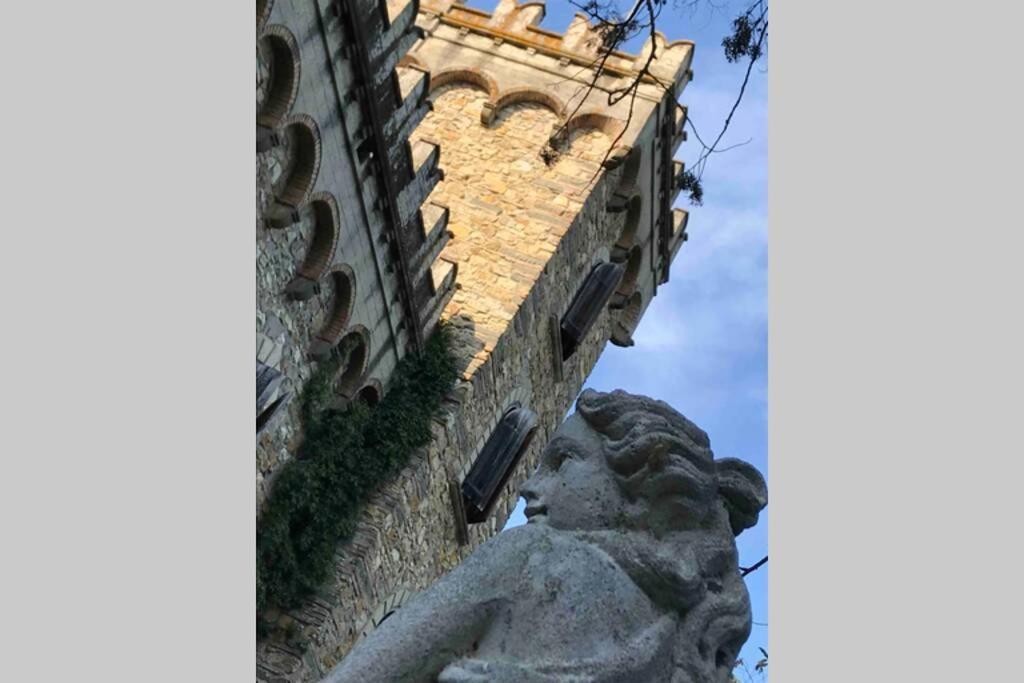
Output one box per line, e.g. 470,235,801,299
772,0,1022,680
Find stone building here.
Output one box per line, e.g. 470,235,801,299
256,1,693,680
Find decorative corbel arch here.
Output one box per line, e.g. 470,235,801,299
355,378,382,407
271,114,322,208
612,145,643,193
612,245,643,305
487,86,566,126
257,25,301,130
284,193,340,300
334,325,371,398
562,110,626,139
308,264,357,359
611,194,643,257
610,291,643,348
429,67,499,98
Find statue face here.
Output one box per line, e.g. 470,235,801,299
519,414,627,531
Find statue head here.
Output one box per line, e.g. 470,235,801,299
520,389,767,682
521,389,767,538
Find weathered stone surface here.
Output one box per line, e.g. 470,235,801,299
256,1,695,678
322,389,767,683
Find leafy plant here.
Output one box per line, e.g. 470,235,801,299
256,326,457,630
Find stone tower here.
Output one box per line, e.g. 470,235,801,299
256,1,693,680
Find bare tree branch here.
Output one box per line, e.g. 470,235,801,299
740,554,768,577
540,1,768,205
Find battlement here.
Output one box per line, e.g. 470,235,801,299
421,0,692,89
256,2,698,679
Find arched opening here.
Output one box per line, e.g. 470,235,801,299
612,195,642,258
611,246,642,309
334,330,369,398
270,120,320,208
257,30,300,129
285,198,339,300
490,87,565,126
610,292,643,348
304,206,336,272
428,68,499,100
356,380,381,407
308,268,356,358
616,146,642,194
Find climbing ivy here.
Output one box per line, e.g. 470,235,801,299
257,326,457,628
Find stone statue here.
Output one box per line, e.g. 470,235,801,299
322,389,767,683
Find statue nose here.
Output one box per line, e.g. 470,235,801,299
520,478,539,502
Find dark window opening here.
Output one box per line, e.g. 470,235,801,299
462,403,539,524
559,261,626,360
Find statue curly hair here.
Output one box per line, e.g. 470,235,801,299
324,389,767,683
567,389,767,681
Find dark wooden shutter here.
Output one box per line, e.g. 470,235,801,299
559,262,626,360
462,404,539,524
257,361,291,436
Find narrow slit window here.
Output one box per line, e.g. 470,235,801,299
462,403,539,524
559,261,626,360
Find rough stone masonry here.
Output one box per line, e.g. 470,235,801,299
256,2,694,680
321,389,768,683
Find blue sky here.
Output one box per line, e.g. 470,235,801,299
464,0,769,675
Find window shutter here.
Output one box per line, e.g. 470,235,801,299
559,261,626,359
257,361,291,436
462,403,539,524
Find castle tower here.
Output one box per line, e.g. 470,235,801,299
257,1,693,679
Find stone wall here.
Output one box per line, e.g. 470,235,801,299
256,84,646,682
256,2,694,680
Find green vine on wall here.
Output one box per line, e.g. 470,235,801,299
257,326,457,632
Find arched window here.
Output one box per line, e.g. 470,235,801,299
462,403,539,524
559,261,626,360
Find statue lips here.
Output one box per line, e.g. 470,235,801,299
524,503,547,522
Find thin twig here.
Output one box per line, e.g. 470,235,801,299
740,555,768,577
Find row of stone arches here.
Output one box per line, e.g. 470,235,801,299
411,61,631,150
256,7,378,405
607,148,646,346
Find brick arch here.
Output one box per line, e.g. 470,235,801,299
334,326,371,398
614,146,643,193
562,110,626,140
613,194,643,256
257,25,301,129
272,115,321,208
612,245,643,306
610,291,643,348
487,86,565,126
355,378,382,407
308,265,357,359
285,193,340,300
428,67,499,101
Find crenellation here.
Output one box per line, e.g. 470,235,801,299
256,1,697,679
